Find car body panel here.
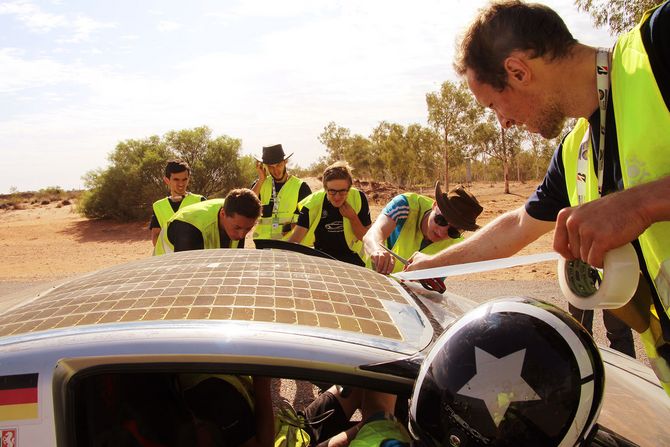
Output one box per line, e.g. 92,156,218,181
0,249,668,446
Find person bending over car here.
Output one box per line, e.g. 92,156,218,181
155,188,261,254
363,182,482,275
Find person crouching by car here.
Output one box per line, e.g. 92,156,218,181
156,188,261,254
363,182,482,275
288,162,371,266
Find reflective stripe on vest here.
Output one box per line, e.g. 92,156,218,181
298,188,363,256
562,6,670,394
349,418,410,447
152,194,204,256
365,193,462,273
161,199,239,253
253,176,304,241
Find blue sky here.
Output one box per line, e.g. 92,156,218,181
0,0,614,193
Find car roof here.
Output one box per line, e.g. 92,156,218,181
0,249,444,356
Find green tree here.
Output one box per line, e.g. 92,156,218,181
164,126,245,197
405,124,442,186
318,122,351,162
370,121,416,187
426,80,479,189
80,126,251,221
343,134,374,179
574,0,660,34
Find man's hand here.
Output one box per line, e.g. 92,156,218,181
405,251,437,271
338,202,357,220
370,249,396,275
255,160,267,181
554,190,652,268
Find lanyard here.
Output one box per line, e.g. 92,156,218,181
271,179,280,226
576,48,610,205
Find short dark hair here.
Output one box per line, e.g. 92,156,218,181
223,188,261,219
164,159,191,178
454,0,577,91
322,161,353,189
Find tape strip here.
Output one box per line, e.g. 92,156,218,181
391,252,560,281
559,243,639,310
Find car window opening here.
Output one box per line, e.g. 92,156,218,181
71,371,410,447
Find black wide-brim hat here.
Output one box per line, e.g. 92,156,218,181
434,181,483,231
255,144,294,165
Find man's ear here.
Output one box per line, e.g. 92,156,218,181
163,176,170,186
504,56,531,85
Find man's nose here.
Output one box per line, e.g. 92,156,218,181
495,111,513,129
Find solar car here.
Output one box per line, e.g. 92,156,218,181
0,248,668,446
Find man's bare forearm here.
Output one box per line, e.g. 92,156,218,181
409,206,554,270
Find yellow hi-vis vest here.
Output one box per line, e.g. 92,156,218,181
562,6,670,395
365,193,463,274
152,193,204,256
350,418,410,447
253,176,305,241
297,188,364,257
157,198,239,255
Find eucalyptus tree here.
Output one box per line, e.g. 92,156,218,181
405,124,442,186
426,80,479,189
318,122,351,163
370,121,415,187
574,0,661,34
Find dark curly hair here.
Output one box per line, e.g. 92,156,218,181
164,159,191,178
454,0,577,91
223,188,261,219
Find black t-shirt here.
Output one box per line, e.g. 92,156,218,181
296,190,371,266
167,217,245,252
525,2,670,221
149,194,207,229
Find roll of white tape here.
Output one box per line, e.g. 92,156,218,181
558,243,640,310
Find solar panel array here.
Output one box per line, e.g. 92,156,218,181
0,250,417,342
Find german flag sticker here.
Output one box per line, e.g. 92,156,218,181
0,374,38,421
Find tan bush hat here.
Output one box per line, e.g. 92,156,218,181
434,181,483,231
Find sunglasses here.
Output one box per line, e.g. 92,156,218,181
434,213,463,238
327,188,350,196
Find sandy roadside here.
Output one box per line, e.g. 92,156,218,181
0,180,647,362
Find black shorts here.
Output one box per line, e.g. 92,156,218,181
301,391,355,444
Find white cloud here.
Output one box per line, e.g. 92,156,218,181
57,14,116,43
157,20,182,32
0,0,66,32
0,0,115,42
0,48,74,93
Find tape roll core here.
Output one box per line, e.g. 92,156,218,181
558,243,639,310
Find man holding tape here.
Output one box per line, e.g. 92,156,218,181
407,0,670,394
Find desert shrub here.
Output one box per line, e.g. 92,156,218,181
79,126,256,221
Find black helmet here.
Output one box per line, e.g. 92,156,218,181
409,297,604,447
